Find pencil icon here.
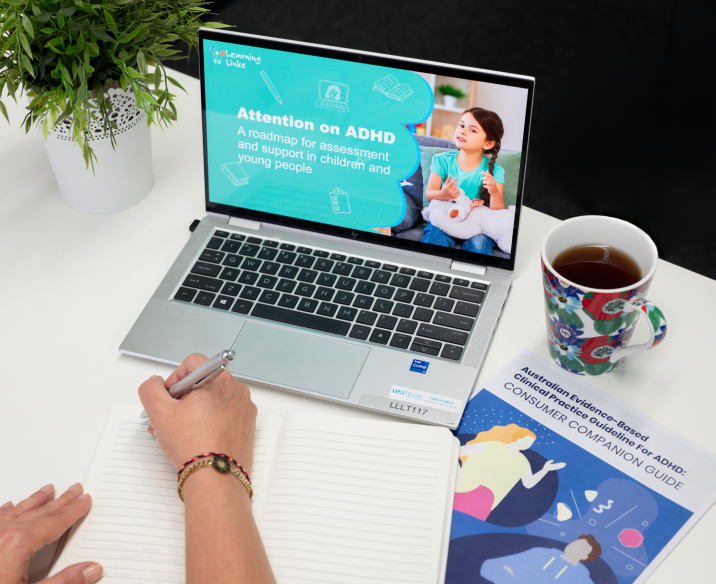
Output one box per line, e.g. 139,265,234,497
260,71,283,105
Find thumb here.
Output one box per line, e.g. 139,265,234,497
138,375,173,420
41,562,102,584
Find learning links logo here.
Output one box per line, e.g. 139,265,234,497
207,45,261,68
209,45,225,65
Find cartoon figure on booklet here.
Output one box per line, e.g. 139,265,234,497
421,108,514,256
481,535,602,584
455,424,566,521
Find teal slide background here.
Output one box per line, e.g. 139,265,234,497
204,42,434,231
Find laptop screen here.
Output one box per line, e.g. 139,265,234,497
200,30,534,271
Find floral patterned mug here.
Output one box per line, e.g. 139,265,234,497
541,216,667,376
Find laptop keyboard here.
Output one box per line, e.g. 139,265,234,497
173,230,489,362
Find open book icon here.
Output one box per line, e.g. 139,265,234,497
373,74,414,102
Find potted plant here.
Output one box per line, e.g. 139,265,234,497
437,83,466,109
0,0,229,213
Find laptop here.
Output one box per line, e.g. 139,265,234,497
120,29,535,429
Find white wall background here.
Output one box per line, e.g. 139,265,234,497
475,82,529,152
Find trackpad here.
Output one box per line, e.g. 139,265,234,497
228,321,369,399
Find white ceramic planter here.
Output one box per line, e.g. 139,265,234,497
443,95,457,109
39,86,154,213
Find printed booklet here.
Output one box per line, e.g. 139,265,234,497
446,350,716,584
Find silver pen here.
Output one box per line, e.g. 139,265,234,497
140,350,235,419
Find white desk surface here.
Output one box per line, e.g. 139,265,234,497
1,70,714,583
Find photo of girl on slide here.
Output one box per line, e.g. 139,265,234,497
421,108,505,255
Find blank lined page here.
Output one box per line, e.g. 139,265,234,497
51,405,282,583
258,416,456,584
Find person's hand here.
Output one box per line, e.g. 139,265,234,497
480,171,498,196
543,460,567,472
439,175,461,200
138,354,258,473
468,198,485,214
0,483,102,584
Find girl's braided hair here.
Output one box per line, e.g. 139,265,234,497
462,107,504,208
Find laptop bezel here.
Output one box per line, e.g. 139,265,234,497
198,29,535,273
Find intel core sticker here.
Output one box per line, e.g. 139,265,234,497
389,386,463,413
410,359,429,374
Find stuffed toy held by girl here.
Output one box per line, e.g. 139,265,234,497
422,190,516,254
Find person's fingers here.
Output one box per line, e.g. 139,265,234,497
137,375,173,416
23,493,92,553
23,483,84,522
40,562,103,584
0,500,14,517
3,484,55,520
164,353,209,387
147,424,155,435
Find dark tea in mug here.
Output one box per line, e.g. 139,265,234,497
552,244,642,289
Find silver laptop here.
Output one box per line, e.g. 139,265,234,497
120,30,534,429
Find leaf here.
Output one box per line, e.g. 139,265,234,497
66,44,82,55
584,361,613,376
90,27,114,42
43,116,50,140
36,13,51,23
594,318,623,336
136,50,146,72
119,73,127,90
202,22,233,29
125,67,143,79
67,23,89,32
140,90,160,107
18,31,33,59
56,7,77,18
21,14,34,39
154,48,181,57
21,54,35,77
2,0,24,5
0,100,8,124
153,66,161,88
167,76,186,93
561,310,584,329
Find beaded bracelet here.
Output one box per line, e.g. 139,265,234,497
177,452,250,484
177,455,254,502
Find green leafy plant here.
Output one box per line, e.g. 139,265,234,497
437,83,466,99
0,0,230,168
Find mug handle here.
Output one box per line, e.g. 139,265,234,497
609,298,667,363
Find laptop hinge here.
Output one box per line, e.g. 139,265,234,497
228,216,261,230
450,261,487,276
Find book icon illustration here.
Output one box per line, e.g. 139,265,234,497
315,80,349,112
220,162,249,186
329,188,351,214
373,74,414,102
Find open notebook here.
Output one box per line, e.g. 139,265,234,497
51,405,459,584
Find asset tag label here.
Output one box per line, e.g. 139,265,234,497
389,386,463,413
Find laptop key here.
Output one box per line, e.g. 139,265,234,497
374,285,395,299
393,303,413,318
351,266,372,280
247,237,262,244
429,281,450,296
257,247,278,260
353,295,374,310
315,259,334,272
219,268,239,281
230,234,246,242
413,337,441,350
313,250,329,257
295,254,315,268
336,306,358,321
297,298,319,312
374,300,394,314
471,282,488,290
315,287,335,301
213,295,234,310
435,312,474,331
356,311,378,325
394,289,415,304
220,240,241,253
410,342,440,356
221,282,241,296
215,231,229,238
348,257,363,265
330,253,346,261
396,319,418,334
317,273,337,287
257,275,277,289
206,237,224,250
334,291,354,305
454,279,470,287
222,254,241,268
390,274,411,288
369,329,390,345
449,287,485,304
332,262,353,276
174,287,196,302
277,294,298,309
296,283,316,297
441,345,464,360
279,243,295,251
239,243,260,257
263,240,279,248
241,257,261,271
382,264,398,272
336,277,356,291
258,290,280,304
370,270,391,284
194,291,216,306
317,302,338,317
240,286,261,300
417,323,469,346
277,279,296,293
455,301,479,317
414,308,434,322
297,269,318,283
199,250,224,264
377,315,398,330
414,293,435,307
259,262,280,275
349,324,371,340
435,275,451,283
355,281,375,295
278,265,299,279
418,271,434,279
389,333,411,349
276,251,297,264
238,272,259,285
296,246,313,254
435,297,455,312
231,299,253,314
399,267,416,276
183,275,222,293
191,261,221,277
365,261,381,268
409,278,430,292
